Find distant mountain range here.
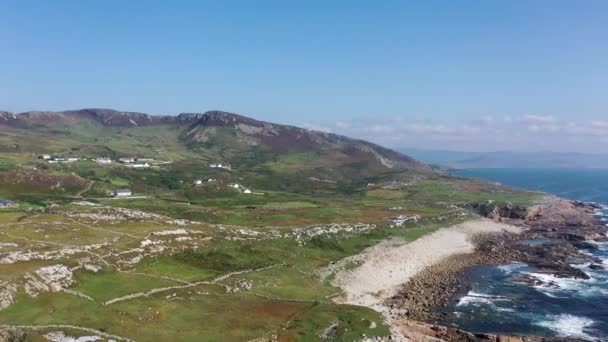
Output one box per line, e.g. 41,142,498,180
399,148,608,169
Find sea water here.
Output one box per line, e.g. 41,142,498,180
445,169,608,341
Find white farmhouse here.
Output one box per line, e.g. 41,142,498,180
0,199,15,208
118,158,135,164
209,163,231,170
113,189,132,197
96,157,112,164
126,163,150,169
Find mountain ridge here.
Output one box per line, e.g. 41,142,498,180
0,108,433,191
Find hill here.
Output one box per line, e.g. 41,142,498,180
1,108,432,193
0,109,541,341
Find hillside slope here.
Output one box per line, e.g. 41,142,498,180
0,108,434,192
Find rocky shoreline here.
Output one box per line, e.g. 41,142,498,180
387,196,607,341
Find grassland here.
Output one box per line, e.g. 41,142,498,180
0,128,541,341
0,173,523,341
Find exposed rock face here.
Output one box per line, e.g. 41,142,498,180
24,264,74,297
394,320,550,342
176,112,207,123
181,110,430,171
0,108,432,175
388,198,607,334
0,112,19,125
0,281,18,310
34,265,74,292
525,206,542,221
0,328,26,342
470,201,529,221
23,273,50,296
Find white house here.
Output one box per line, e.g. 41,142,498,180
126,163,150,168
230,184,240,189
48,156,77,163
209,163,231,170
119,158,135,164
243,189,252,194
113,189,132,197
96,157,112,164
0,199,14,208
39,154,51,160
194,178,216,186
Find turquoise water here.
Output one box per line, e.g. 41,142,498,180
447,169,608,341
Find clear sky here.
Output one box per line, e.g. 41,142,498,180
1,1,607,152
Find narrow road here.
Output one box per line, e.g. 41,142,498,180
75,180,95,198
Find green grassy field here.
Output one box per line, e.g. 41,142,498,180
0,128,541,341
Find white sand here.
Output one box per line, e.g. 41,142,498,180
332,219,521,312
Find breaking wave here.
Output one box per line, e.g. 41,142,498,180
535,314,597,340
456,291,507,307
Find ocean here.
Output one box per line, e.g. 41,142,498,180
446,168,608,341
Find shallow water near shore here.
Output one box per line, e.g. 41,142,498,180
445,169,608,340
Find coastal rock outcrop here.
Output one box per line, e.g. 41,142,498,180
388,197,608,332
470,201,529,221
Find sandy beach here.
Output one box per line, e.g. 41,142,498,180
331,219,522,314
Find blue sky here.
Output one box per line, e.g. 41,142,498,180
1,1,607,152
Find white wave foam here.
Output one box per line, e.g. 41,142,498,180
535,314,596,340
497,262,527,275
528,272,608,298
456,291,507,307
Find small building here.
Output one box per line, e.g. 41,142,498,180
118,158,135,164
209,163,231,170
243,189,252,194
126,162,150,168
194,178,216,186
0,199,14,208
113,189,132,197
66,157,80,162
230,184,240,189
136,158,154,162
96,157,112,164
38,154,51,160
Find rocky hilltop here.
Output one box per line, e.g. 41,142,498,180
0,108,425,168
0,108,433,190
